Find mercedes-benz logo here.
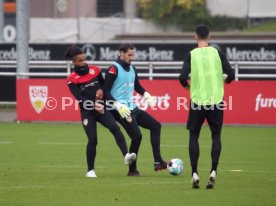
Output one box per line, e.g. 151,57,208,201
82,44,96,61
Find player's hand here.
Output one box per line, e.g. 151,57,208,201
223,74,228,82
95,101,104,114
115,102,131,118
143,91,154,106
96,89,103,100
185,84,190,90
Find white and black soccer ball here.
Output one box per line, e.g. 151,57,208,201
167,158,184,176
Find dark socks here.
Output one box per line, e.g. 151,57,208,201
189,131,200,175
211,131,221,172
87,142,96,171
150,122,162,162
109,126,128,156
129,135,142,171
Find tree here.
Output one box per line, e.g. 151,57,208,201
138,0,246,31
138,0,205,31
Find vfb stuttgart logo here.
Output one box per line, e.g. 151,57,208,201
29,86,48,114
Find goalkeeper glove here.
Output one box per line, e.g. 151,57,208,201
115,102,131,118
143,91,154,106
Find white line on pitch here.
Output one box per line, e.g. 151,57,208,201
122,181,184,185
0,186,46,190
39,165,107,169
161,144,210,148
39,165,84,168
0,141,13,144
228,170,243,172
200,169,276,174
38,142,85,145
161,144,187,147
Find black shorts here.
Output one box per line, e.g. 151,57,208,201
80,109,120,143
110,107,160,140
187,101,224,133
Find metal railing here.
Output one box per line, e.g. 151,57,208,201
1,61,276,80
0,60,275,105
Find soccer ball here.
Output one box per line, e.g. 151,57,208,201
167,158,184,176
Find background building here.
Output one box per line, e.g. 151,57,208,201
2,0,276,42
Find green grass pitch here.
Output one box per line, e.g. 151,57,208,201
0,122,275,206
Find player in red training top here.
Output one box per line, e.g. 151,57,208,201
65,46,136,178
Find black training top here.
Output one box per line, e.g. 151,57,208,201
67,65,104,111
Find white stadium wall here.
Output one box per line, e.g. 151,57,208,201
207,0,276,18
30,18,181,42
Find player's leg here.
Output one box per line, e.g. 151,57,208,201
187,104,205,174
136,109,167,171
210,131,222,172
111,109,142,176
187,102,206,188
189,130,201,175
189,130,201,188
206,104,224,188
81,112,98,177
97,111,128,157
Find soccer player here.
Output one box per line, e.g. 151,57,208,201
104,43,167,176
179,25,235,189
65,46,136,178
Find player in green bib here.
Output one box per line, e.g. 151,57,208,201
179,25,235,189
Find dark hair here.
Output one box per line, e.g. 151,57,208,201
119,43,134,53
64,45,84,60
196,25,210,40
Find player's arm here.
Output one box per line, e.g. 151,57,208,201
98,70,105,88
67,82,88,105
133,66,154,106
218,50,235,83
103,66,118,101
96,70,104,100
133,66,146,95
179,53,191,89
